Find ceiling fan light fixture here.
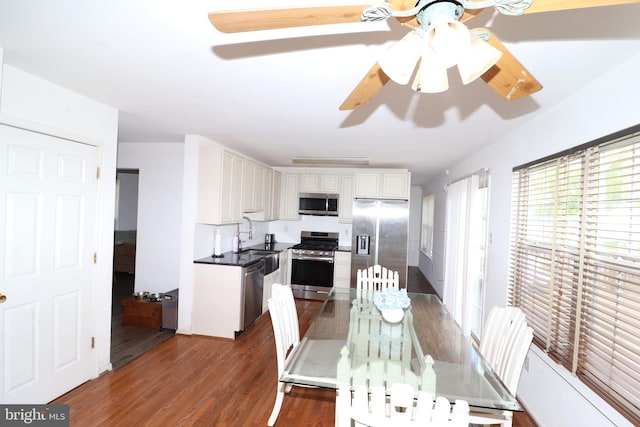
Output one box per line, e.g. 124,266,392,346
457,35,503,85
425,14,470,69
412,52,449,94
378,29,425,85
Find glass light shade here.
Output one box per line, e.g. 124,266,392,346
425,15,471,69
378,30,425,85
457,36,503,85
411,51,449,94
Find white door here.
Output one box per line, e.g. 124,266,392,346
0,125,98,403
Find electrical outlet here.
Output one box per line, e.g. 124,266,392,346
524,356,530,372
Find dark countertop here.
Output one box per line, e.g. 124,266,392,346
194,242,297,267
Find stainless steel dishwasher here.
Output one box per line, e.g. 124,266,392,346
241,259,265,331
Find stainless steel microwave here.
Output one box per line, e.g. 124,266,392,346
299,193,339,216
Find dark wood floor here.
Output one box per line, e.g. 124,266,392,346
111,272,175,370
407,266,438,295
56,268,536,426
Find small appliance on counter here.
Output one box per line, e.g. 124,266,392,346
265,233,276,244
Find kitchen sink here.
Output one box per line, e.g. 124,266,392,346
241,249,277,256
240,249,279,274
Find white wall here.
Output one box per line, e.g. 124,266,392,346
117,143,184,294
421,52,640,427
268,215,352,247
0,63,119,375
419,171,448,297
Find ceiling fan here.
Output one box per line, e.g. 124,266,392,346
208,0,640,110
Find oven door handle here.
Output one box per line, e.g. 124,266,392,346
291,255,334,263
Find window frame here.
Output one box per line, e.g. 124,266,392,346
509,124,640,425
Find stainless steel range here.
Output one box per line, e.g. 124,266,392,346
290,231,339,300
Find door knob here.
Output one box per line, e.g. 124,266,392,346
0,293,6,303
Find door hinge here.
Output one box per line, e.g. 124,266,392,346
91,337,95,349
96,167,101,179
93,252,97,264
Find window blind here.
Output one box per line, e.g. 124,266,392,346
509,127,640,425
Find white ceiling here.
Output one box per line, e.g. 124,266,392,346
1,1,639,184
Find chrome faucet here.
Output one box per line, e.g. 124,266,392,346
237,216,253,241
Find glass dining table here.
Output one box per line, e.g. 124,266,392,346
280,287,522,412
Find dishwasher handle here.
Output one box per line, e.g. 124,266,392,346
244,259,265,274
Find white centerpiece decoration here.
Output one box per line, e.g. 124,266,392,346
373,287,411,323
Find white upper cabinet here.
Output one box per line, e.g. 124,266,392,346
299,174,319,192
338,175,354,223
280,173,300,220
300,173,339,193
242,159,257,212
354,170,410,199
271,170,282,220
246,166,281,222
321,175,339,193
196,145,243,225
254,163,265,212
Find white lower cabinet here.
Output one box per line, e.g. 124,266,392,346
192,263,242,339
280,249,291,286
333,250,352,289
262,269,280,314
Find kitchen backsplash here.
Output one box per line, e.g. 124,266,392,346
194,216,352,259
268,215,352,246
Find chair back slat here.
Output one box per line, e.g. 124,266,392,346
479,306,534,395
356,264,400,293
339,382,470,427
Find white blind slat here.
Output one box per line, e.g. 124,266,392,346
509,129,640,424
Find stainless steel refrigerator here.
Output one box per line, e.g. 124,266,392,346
351,198,409,288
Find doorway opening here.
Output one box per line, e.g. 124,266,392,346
111,169,173,370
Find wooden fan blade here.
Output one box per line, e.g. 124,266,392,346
524,0,640,14
340,63,390,110
208,6,367,33
476,28,543,101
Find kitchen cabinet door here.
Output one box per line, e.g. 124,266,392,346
300,173,339,193
242,160,257,212
354,172,380,198
262,269,279,313
320,174,339,193
254,164,266,212
280,174,300,220
300,174,319,192
381,172,410,199
280,249,291,286
338,175,354,223
197,146,243,224
354,171,410,199
271,170,282,220
192,264,242,339
333,251,352,289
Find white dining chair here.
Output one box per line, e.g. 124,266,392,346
336,382,469,427
469,306,533,427
356,264,399,293
267,283,301,426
